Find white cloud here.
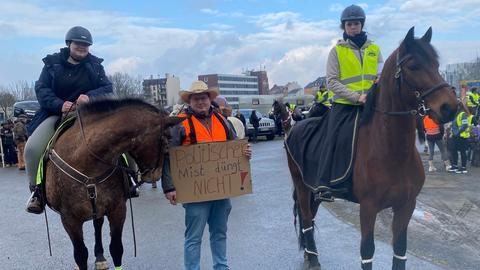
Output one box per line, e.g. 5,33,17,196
0,0,479,90
107,57,143,74
200,8,219,15
329,3,344,12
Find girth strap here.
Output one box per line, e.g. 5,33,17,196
49,149,118,219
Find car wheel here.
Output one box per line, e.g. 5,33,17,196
266,133,275,140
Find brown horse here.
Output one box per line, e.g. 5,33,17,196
286,27,457,270
44,98,182,270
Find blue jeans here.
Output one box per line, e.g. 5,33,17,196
183,199,232,270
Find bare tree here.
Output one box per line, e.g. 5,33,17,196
0,89,16,118
9,80,36,101
108,72,143,98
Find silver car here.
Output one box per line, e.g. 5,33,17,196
239,109,276,141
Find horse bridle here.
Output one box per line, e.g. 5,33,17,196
377,51,450,117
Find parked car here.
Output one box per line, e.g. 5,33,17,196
239,109,276,141
13,100,40,120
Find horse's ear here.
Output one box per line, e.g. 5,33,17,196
421,27,432,43
403,26,415,51
164,116,185,128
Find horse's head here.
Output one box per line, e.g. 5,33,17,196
391,27,457,124
129,114,184,182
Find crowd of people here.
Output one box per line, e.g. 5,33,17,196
423,87,480,174
0,115,28,169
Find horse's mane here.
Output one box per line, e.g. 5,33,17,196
79,97,165,116
360,36,439,126
360,84,378,126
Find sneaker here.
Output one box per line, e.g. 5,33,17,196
26,195,44,214
428,166,437,172
460,168,468,174
447,166,458,173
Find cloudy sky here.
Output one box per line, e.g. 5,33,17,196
1,0,479,89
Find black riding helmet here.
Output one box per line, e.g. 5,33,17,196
65,26,93,46
341,5,366,27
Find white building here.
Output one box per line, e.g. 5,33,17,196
143,74,180,106
198,73,259,108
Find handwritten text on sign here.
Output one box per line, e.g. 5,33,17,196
170,139,252,203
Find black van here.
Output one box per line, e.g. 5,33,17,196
13,100,40,119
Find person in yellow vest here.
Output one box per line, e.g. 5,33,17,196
319,4,383,199
423,115,449,172
467,87,479,116
449,104,473,173
315,89,333,108
161,81,251,270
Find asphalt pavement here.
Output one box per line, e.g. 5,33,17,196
0,139,448,269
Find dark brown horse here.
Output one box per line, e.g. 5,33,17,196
44,98,182,270
287,27,457,270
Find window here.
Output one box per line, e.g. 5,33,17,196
252,98,259,105
297,100,305,105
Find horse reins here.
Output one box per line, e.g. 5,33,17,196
375,51,450,117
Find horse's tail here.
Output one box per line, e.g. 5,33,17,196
292,188,306,250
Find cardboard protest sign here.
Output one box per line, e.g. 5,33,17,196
169,139,252,203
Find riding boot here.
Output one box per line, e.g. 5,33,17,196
316,190,334,202
26,186,44,214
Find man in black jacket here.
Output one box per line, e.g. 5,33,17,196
25,26,113,214
249,110,260,143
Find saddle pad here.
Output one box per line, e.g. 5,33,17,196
285,105,360,192
36,115,77,185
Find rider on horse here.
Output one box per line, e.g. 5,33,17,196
25,26,113,214
321,4,383,199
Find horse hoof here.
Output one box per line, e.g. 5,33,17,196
95,260,109,270
309,266,321,270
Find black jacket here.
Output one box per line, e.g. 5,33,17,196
249,112,260,128
27,48,113,134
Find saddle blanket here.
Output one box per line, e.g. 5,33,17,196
285,104,361,192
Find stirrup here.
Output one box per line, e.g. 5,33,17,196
26,192,44,214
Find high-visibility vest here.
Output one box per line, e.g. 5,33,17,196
423,115,440,135
456,112,473,139
334,43,380,105
467,92,479,107
179,112,228,145
316,91,333,107
289,103,296,111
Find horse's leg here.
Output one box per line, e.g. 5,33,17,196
288,153,320,270
61,217,88,270
359,202,378,270
93,217,109,270
296,184,320,270
391,201,416,270
107,204,126,269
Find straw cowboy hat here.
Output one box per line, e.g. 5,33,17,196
179,80,219,103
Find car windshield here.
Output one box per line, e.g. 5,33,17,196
16,101,40,110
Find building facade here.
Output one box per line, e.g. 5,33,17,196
143,74,180,107
198,73,259,108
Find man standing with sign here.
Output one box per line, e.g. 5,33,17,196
161,80,252,270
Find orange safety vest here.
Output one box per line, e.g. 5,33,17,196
179,111,229,145
423,115,440,135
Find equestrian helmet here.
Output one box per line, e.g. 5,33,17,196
65,26,93,45
341,5,366,23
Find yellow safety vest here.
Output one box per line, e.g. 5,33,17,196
467,92,479,107
316,91,333,107
334,43,380,105
457,112,473,139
